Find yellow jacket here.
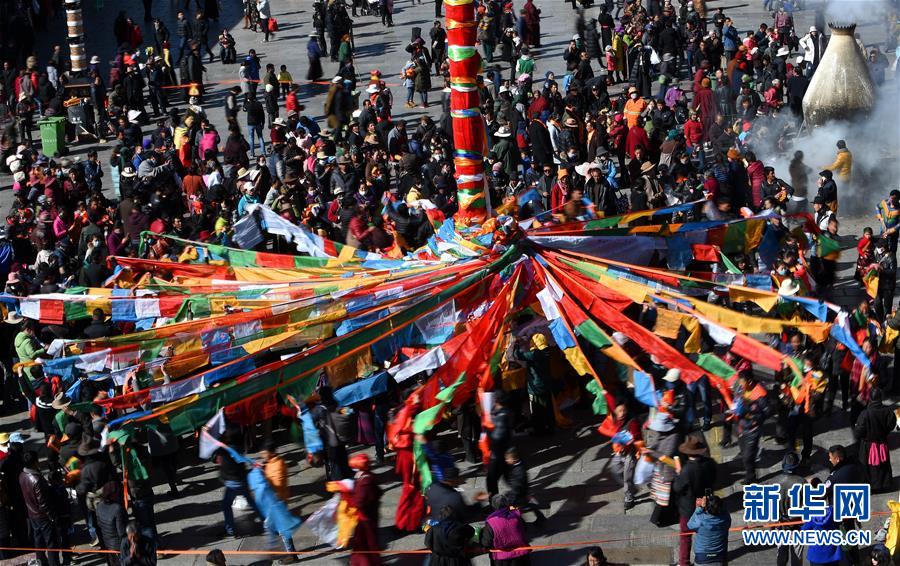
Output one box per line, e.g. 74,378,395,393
265,455,290,503
826,149,852,183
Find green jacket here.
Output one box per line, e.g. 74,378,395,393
492,138,521,178
516,345,551,396
338,41,352,64
14,330,45,382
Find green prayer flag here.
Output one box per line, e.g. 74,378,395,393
585,379,608,415
720,253,742,275
695,353,736,379
575,319,613,349
817,234,841,258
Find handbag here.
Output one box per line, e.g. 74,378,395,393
649,502,678,527
268,17,279,32
634,456,654,485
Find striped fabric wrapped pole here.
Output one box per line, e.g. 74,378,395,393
446,0,488,226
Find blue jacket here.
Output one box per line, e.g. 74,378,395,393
803,507,843,564
723,24,739,51
687,507,731,563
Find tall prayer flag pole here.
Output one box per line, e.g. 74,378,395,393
446,0,488,225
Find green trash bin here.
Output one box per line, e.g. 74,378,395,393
38,116,67,157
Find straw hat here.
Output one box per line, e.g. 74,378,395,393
640,161,656,174
121,166,136,178
494,126,512,138
51,392,72,410
4,310,22,324
575,161,601,176
90,55,100,65
778,279,800,296
236,167,251,180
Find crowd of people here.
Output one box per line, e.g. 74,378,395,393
0,0,899,564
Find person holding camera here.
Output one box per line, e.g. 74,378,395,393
687,493,731,565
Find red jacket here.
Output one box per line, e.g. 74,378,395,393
285,92,300,114
625,125,650,159
683,119,703,148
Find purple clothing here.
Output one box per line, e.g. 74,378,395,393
484,508,529,561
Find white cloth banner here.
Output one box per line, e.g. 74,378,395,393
388,346,448,383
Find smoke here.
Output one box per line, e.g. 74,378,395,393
751,1,899,218
823,0,890,26
755,84,899,217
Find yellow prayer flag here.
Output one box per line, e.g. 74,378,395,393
563,346,593,377
682,317,702,353
654,308,685,340
728,286,779,311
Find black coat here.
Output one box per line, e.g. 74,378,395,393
425,481,478,523
505,460,529,503
657,26,680,56
424,519,475,566
96,500,128,553
76,456,113,497
584,21,601,60
243,99,265,126
672,455,717,518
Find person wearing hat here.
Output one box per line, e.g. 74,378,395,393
513,333,554,434
341,453,381,563
672,434,716,565
811,195,834,233
813,169,838,215
799,25,826,74
624,86,648,129
491,125,520,179
14,91,34,143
